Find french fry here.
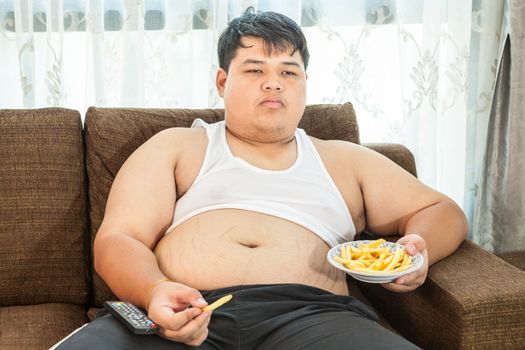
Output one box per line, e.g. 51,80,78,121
341,245,348,260
384,247,402,271
202,294,233,312
337,239,413,274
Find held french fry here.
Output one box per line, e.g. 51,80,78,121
338,239,413,274
202,294,233,312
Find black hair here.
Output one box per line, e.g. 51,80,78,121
217,7,310,72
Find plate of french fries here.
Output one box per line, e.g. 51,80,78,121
327,239,424,283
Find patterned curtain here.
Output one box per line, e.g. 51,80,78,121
0,0,506,233
472,0,525,253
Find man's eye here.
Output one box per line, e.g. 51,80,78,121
247,69,263,74
282,71,297,76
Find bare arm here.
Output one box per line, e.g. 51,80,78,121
354,145,467,265
399,199,467,266
94,128,178,306
93,128,210,345
329,141,467,291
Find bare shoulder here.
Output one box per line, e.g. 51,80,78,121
136,127,207,159
117,127,206,174
98,126,208,246
309,136,395,178
309,136,450,234
310,137,364,153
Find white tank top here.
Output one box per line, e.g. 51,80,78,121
165,119,356,247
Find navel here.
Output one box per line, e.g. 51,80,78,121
239,242,260,249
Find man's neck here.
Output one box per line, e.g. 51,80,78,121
225,126,298,170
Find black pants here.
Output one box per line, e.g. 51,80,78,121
55,284,420,349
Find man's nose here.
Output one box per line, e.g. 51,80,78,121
262,77,283,91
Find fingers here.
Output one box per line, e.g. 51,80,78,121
159,310,212,346
396,234,426,255
147,282,211,345
157,306,201,331
382,234,429,292
381,270,425,292
151,298,204,328
168,287,208,310
149,284,207,317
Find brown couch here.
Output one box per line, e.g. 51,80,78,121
1,104,524,350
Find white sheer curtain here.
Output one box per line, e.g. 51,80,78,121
0,0,504,224
464,0,507,238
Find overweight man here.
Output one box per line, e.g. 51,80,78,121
55,8,467,350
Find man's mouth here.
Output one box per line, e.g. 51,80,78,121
260,99,284,109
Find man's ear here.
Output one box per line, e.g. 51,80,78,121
216,68,227,97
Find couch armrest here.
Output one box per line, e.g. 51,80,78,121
357,240,525,349
363,143,417,177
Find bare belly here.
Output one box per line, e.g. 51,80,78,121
154,209,349,295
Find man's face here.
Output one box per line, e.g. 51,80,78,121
216,36,307,143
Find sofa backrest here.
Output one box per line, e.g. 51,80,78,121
0,108,88,306
84,102,359,306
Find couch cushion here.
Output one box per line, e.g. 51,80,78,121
0,303,87,350
497,251,525,271
85,103,359,306
0,108,88,306
358,240,525,349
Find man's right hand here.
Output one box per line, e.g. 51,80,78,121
147,281,211,346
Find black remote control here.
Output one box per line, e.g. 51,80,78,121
104,301,159,335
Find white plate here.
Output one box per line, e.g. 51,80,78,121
327,240,424,284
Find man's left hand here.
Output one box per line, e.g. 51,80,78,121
381,234,428,292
